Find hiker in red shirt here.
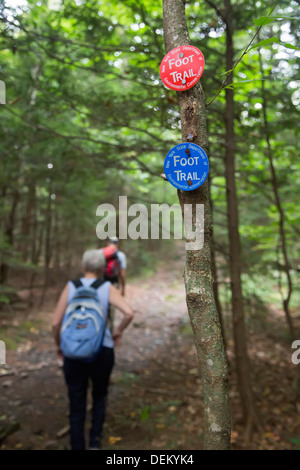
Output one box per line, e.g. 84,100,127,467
101,237,127,332
102,236,127,296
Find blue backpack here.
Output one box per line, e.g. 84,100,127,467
60,278,107,360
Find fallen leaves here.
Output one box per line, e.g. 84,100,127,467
108,436,122,445
155,423,166,430
168,406,177,412
263,431,281,441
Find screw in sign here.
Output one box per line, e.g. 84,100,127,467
160,45,205,91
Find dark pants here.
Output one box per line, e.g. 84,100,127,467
63,346,114,450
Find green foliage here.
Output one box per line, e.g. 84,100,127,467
115,372,140,385
289,436,300,450
254,16,299,27
0,0,299,320
250,36,300,51
140,406,150,421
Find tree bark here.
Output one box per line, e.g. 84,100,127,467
40,186,52,306
209,173,226,347
20,178,36,262
163,0,230,450
256,31,298,402
211,231,226,347
0,190,19,284
29,220,44,299
224,0,260,437
257,44,295,339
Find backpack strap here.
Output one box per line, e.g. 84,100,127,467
72,278,83,288
90,277,106,290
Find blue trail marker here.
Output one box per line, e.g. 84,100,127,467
164,143,209,191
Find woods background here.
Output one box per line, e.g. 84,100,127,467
0,0,299,450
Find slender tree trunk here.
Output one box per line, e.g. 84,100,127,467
40,187,52,306
224,0,260,438
30,196,38,265
163,0,230,450
0,191,19,284
29,221,44,300
257,46,295,339
53,210,61,272
212,235,226,347
20,179,36,262
209,173,226,347
256,34,298,402
35,220,45,265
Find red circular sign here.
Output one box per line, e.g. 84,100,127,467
160,45,205,91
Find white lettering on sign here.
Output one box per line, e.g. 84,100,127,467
170,69,196,83
174,170,201,182
173,155,199,166
160,46,204,91
168,55,194,70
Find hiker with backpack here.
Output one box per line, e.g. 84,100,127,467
102,236,127,296
102,237,127,332
52,249,133,450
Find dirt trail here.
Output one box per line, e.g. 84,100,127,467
0,254,191,450
0,252,299,450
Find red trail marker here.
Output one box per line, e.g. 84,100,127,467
160,45,205,91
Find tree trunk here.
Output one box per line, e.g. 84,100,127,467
163,0,230,450
20,178,36,262
0,190,19,284
53,210,61,272
256,32,298,402
209,173,226,347
30,195,38,266
224,0,260,437
29,220,44,299
257,45,295,339
40,187,52,306
212,233,226,347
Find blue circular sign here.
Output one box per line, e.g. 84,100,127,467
164,143,209,191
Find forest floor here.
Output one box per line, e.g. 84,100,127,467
0,251,299,450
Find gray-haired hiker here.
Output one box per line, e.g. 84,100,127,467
52,249,134,450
